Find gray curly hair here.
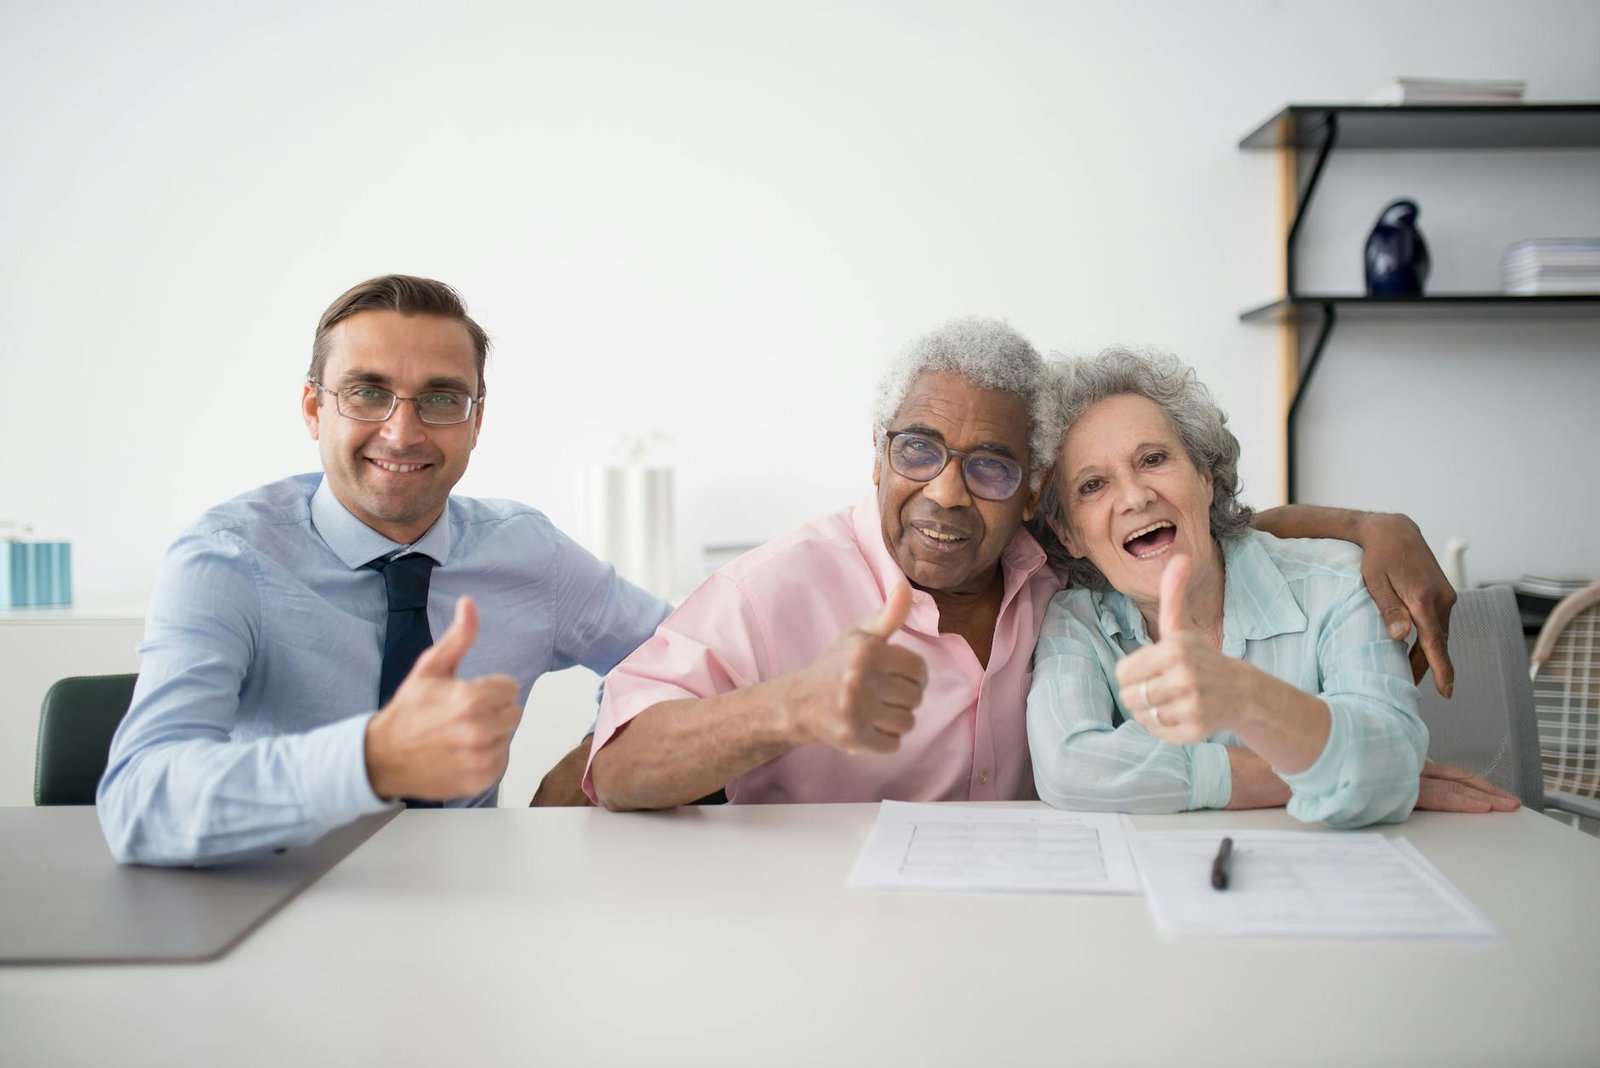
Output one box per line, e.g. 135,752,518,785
1033,347,1255,589
870,316,1060,491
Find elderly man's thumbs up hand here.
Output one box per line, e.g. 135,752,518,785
364,596,523,802
784,577,929,754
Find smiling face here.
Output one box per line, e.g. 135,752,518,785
873,371,1039,597
1051,393,1216,608
302,309,483,544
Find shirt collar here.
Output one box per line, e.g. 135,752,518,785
1218,532,1307,653
1094,531,1307,653
849,492,1050,632
1096,590,1150,647
310,475,454,570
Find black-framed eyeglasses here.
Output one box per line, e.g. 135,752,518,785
884,431,1025,502
309,378,478,426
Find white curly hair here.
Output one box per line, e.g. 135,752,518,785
870,316,1060,491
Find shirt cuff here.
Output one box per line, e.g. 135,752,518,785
1188,741,1233,810
300,712,393,827
1278,701,1347,800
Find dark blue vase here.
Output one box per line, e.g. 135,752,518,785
1364,198,1430,295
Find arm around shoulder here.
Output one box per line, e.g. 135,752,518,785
1255,506,1454,694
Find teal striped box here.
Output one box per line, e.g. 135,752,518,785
0,541,73,607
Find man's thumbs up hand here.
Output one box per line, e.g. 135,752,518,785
860,577,914,640
784,577,929,754
364,596,524,802
412,595,479,679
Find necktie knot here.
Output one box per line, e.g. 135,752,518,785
367,553,436,612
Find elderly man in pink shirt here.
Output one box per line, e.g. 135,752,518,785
583,318,1469,811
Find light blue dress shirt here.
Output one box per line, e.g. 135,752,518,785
98,474,671,866
1027,532,1426,829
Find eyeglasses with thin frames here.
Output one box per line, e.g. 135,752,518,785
309,378,479,426
883,431,1025,501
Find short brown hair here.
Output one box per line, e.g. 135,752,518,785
309,275,491,396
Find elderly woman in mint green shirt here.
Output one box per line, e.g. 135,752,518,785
1027,348,1432,828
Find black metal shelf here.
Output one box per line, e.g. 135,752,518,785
1237,101,1600,503
1240,293,1600,323
1240,104,1600,151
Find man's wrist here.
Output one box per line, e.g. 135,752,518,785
769,672,816,748
1345,508,1383,544
1350,509,1417,546
362,711,398,801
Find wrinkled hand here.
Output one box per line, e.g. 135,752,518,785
788,578,929,754
1355,513,1456,697
1415,760,1521,813
1115,556,1251,745
364,596,523,802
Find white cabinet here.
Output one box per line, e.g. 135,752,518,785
0,608,144,806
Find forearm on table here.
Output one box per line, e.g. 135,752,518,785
1284,694,1426,827
97,716,379,866
1031,689,1230,814
1035,726,1216,814
1034,657,1177,813
1223,746,1293,809
588,677,804,811
530,737,595,807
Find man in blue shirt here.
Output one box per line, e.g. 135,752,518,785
98,275,671,866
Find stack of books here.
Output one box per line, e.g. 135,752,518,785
1365,77,1526,105
1502,239,1600,294
1515,574,1596,600
1512,575,1594,631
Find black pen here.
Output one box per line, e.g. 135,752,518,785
1210,836,1234,891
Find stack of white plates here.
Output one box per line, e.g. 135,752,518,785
1502,238,1600,295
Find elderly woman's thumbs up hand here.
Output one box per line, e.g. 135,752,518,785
1113,556,1258,745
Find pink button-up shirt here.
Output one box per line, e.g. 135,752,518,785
585,495,1062,804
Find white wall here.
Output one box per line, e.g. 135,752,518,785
3,0,1598,607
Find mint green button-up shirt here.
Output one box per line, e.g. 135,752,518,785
1027,531,1426,829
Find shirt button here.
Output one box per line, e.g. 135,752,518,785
979,772,990,785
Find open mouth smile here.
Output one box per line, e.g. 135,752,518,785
1122,520,1177,560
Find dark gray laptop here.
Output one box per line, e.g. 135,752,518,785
0,806,397,965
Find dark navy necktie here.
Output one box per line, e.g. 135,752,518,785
367,551,441,809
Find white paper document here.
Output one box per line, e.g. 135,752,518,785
847,801,1141,894
1129,830,1500,940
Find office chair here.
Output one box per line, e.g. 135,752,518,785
34,673,138,805
1530,580,1600,820
1415,586,1599,823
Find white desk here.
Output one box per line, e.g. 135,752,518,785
2,804,1598,1066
